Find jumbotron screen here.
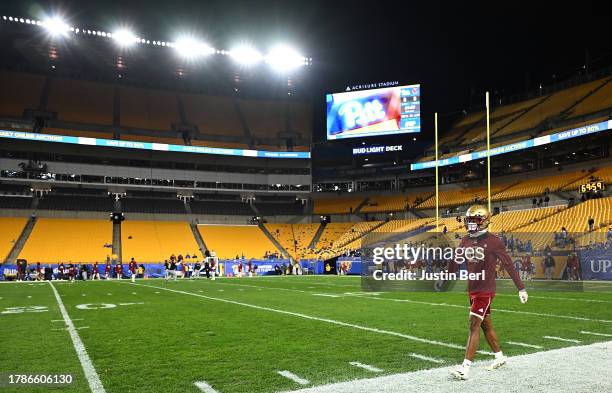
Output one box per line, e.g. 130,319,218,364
326,84,421,140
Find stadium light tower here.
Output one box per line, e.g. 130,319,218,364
42,16,70,37
174,37,215,59
265,45,307,72
113,29,139,47
229,45,263,65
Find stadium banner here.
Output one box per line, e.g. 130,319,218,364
0,130,310,159
0,260,292,280
578,248,612,280
410,120,612,170
222,260,289,276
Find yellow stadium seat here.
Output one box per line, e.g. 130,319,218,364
197,224,280,260
0,217,27,262
313,197,365,214
121,221,201,263
19,218,113,263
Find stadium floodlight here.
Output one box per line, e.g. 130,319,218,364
229,45,263,65
42,16,70,37
174,37,215,59
113,29,139,47
265,45,307,72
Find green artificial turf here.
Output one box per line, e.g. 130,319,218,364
0,276,610,393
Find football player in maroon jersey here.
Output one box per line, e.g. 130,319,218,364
449,205,528,380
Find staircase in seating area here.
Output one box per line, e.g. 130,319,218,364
258,224,291,259
190,222,208,254
337,220,387,249
353,197,370,214
308,223,325,249
112,221,122,262
6,215,37,264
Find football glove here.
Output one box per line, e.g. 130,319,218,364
518,289,528,304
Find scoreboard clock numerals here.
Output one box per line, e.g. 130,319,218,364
579,181,605,194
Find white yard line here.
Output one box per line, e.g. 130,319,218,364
408,353,445,364
543,336,581,343
214,280,612,323
505,341,543,349
278,370,310,385
348,362,383,372
494,293,612,303
52,318,83,322
353,294,612,323
278,341,612,393
128,282,492,355
194,381,219,393
48,282,106,393
580,330,612,337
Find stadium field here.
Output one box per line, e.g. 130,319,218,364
2,276,611,393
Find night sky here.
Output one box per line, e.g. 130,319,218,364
2,0,610,139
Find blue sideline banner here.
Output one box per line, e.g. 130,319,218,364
411,120,611,170
578,249,612,280
0,130,310,159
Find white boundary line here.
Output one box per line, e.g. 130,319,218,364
348,362,383,372
128,282,492,355
194,381,219,392
505,341,543,349
48,282,106,393
543,335,581,343
278,370,310,385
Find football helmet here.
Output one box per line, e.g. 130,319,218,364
464,204,491,234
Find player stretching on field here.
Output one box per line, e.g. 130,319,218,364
449,205,528,380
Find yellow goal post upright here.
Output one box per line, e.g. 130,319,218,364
486,92,492,213
434,112,439,231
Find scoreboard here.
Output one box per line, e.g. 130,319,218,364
326,84,421,140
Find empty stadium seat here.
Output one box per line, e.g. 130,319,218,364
181,93,245,137
0,71,45,118
265,223,320,260
0,217,27,262
121,221,200,263
197,225,280,259
492,78,608,138
566,78,612,118
360,192,433,213
239,99,284,139
19,218,113,263
514,197,612,250
47,77,114,125
120,86,180,131
313,197,365,214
